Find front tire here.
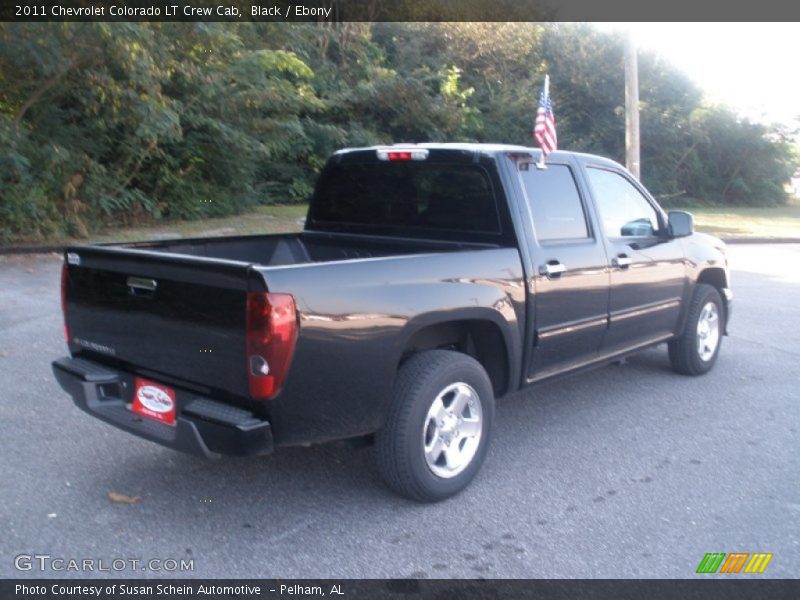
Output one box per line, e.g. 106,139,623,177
669,283,724,376
375,350,495,502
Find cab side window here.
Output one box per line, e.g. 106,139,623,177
520,164,589,242
586,168,660,238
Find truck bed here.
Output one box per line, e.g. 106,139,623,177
119,230,492,267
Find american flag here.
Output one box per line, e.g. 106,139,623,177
534,75,557,158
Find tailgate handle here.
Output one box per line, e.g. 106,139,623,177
127,277,157,297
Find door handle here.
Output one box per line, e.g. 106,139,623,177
612,255,633,269
127,276,157,297
539,262,567,278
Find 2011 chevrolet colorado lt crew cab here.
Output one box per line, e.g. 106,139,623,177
53,144,732,501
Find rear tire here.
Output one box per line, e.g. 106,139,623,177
668,283,724,376
375,350,494,502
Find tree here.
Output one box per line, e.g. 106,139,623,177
0,22,795,243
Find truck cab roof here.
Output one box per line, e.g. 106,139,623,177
334,143,624,170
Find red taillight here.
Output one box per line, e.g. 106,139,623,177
387,151,412,161
61,263,70,343
246,292,298,400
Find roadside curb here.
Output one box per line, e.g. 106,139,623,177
2,237,800,256
720,237,800,244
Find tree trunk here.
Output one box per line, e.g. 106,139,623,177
13,60,73,125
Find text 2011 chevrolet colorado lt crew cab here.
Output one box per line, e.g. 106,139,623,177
53,144,732,501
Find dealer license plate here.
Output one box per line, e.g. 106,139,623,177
131,377,176,426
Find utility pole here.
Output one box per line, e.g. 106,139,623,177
624,31,640,180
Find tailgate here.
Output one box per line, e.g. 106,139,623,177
63,245,259,398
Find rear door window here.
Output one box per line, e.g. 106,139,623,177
519,164,590,242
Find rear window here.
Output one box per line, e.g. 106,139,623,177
307,163,501,236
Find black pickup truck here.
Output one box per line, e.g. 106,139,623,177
53,144,732,501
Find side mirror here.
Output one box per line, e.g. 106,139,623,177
668,211,694,238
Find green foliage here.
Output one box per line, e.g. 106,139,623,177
0,183,60,243
0,22,796,242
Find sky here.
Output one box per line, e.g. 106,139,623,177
593,23,800,127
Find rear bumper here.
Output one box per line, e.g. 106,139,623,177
52,357,274,458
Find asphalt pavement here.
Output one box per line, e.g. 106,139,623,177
0,245,798,578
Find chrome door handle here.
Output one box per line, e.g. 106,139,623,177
127,276,157,297
612,255,633,269
539,262,567,278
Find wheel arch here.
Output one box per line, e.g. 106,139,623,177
696,267,730,333
398,315,514,399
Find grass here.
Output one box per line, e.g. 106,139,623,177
676,198,800,239
71,204,308,245
94,199,799,243
6,198,800,249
